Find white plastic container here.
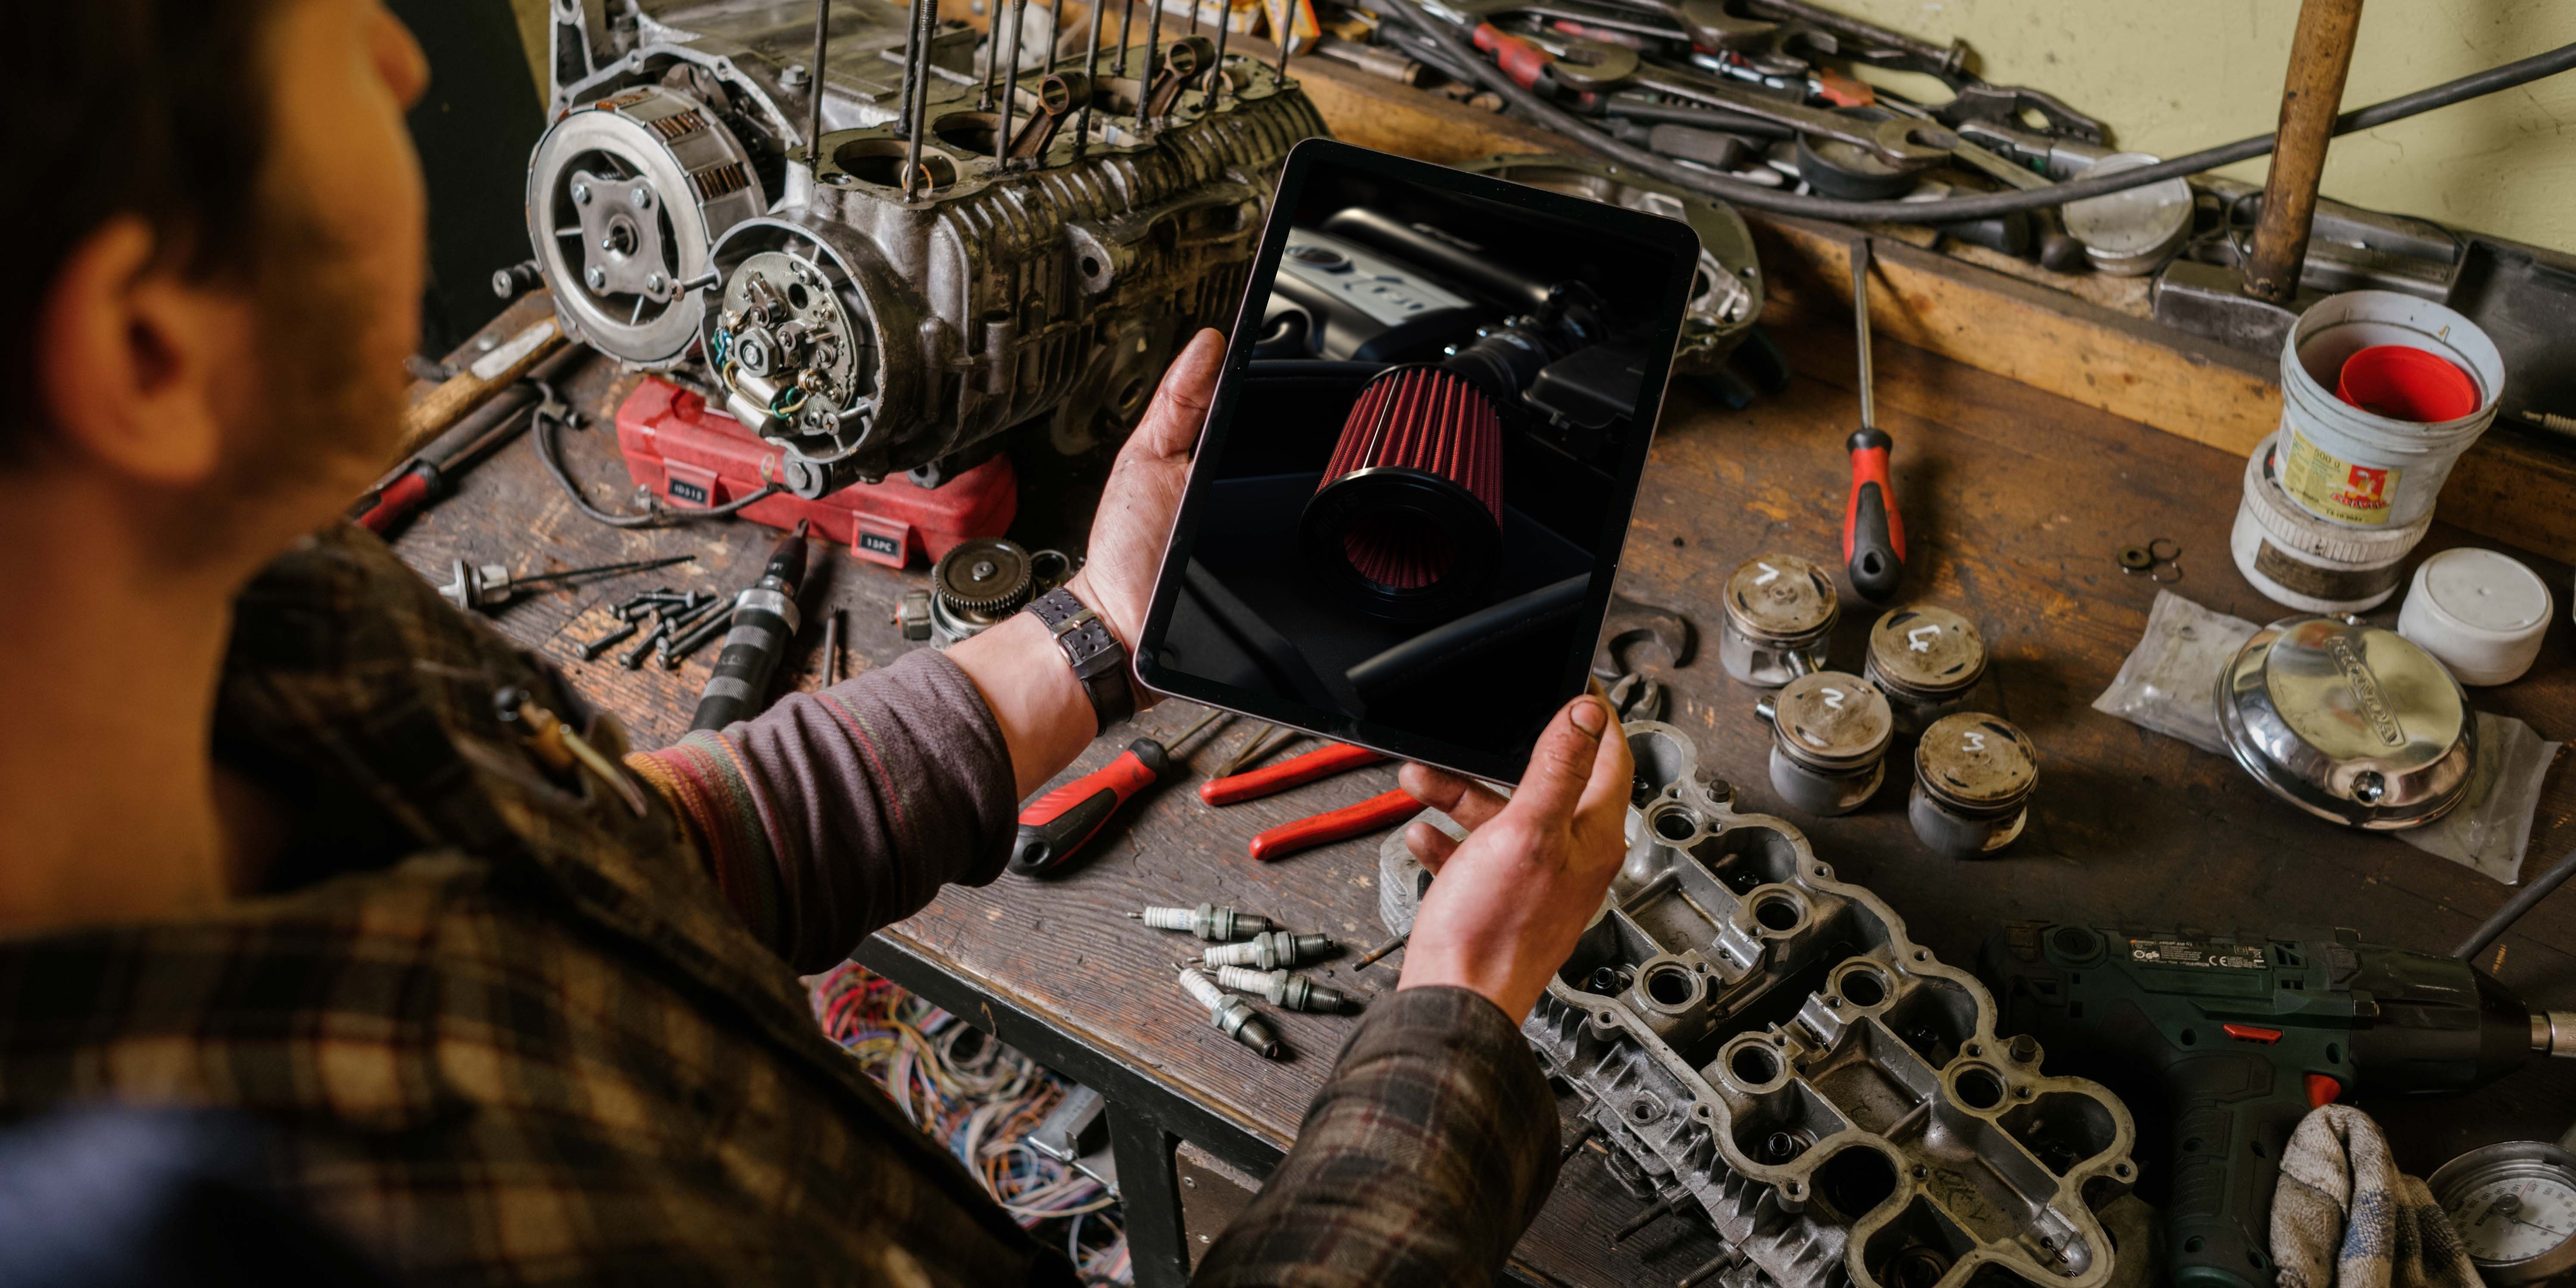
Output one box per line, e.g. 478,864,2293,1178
2397,548,2553,685
2232,433,2429,613
2274,291,2504,530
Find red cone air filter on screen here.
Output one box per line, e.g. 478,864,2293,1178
1301,366,1506,623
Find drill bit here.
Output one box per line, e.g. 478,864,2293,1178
1128,902,1274,941
1201,930,1333,970
1212,966,1361,1014
1177,967,1285,1059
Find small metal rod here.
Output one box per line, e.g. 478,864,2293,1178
980,0,1003,108
1610,1193,1685,1248
1116,0,1137,76
1351,932,1407,971
1190,0,1201,34
1077,0,1105,149
821,608,842,686
1558,1120,1601,1166
894,0,927,153
1146,0,1165,110
904,0,938,196
807,0,835,173
997,0,1029,165
1208,0,1232,103
1851,236,1875,434
1272,0,1291,77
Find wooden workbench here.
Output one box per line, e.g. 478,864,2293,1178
393,280,2576,1283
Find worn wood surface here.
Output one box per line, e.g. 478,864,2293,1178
397,277,2576,1282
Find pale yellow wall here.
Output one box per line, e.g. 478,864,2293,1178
503,0,2576,248
1836,0,2576,251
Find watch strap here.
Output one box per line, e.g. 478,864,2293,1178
1025,587,1134,736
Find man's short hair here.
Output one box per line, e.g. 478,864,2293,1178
3,0,281,451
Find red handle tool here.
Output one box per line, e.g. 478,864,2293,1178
1200,742,1388,806
1843,239,1906,603
1248,788,1420,863
1009,711,1221,877
1472,23,1555,89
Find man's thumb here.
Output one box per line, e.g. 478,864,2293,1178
1510,695,1609,823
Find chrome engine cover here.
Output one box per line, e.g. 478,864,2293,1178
1532,721,2138,1288
529,0,1322,489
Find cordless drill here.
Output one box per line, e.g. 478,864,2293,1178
1979,924,2576,1288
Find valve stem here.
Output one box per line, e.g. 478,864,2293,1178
1201,930,1334,970
1177,967,1286,1059
1127,902,1275,941
1610,1191,1686,1247
1213,965,1362,1013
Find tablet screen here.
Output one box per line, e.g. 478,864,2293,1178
1135,140,1701,782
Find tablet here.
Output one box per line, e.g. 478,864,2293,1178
1134,139,1701,784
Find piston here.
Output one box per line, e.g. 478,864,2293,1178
1908,713,2038,859
1757,671,1892,816
1719,553,1838,688
1864,606,1988,741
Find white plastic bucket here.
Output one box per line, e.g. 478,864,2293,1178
2274,290,2504,530
2232,434,2428,613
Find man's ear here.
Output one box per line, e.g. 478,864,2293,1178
33,216,247,488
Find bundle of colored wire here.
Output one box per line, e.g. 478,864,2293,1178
807,963,1133,1284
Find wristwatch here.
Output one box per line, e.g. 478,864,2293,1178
1025,587,1134,735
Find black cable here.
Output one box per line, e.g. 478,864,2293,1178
531,385,785,528
1372,0,2576,223
2454,844,2576,961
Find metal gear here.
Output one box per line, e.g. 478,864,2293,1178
932,538,1036,616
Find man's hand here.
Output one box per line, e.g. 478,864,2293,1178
1067,328,1224,656
1394,696,1633,1022
948,330,1222,795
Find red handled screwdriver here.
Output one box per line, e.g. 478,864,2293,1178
1008,710,1225,877
1843,238,1906,603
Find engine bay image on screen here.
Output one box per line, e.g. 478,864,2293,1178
1141,142,1698,779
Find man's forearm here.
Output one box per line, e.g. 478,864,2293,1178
626,648,1021,972
1194,987,1560,1288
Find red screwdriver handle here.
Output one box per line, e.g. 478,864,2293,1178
1843,427,1905,602
353,468,436,535
1472,23,1554,89
1009,739,1172,876
1200,742,1387,806
1248,788,1420,863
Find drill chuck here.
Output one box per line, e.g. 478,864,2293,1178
688,522,810,732
2536,1010,2576,1057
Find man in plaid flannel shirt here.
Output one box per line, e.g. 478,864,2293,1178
0,0,1634,1283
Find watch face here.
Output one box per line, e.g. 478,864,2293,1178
1135,139,1700,784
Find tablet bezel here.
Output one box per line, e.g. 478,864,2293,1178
1132,138,1703,785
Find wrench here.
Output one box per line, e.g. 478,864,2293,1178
1524,31,1948,167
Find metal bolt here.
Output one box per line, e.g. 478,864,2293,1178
781,63,812,88
646,272,666,294
572,182,592,204
1129,903,1274,941
1213,966,1360,1014
1202,931,1333,970
631,184,654,209
1178,968,1284,1059
585,265,609,292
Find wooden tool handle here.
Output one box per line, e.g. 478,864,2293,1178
1200,742,1387,806
391,316,564,460
1247,788,1419,862
2244,0,2364,304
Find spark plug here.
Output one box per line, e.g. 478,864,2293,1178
1213,966,1362,1014
1201,931,1335,970
1177,968,1285,1059
1126,902,1275,941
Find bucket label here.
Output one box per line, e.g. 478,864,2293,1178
2279,430,2400,525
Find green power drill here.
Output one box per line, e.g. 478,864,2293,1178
1979,923,2576,1288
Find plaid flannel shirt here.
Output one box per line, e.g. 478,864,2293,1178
0,525,1556,1285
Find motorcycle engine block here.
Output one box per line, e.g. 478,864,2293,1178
1533,721,2140,1288
528,0,1323,491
